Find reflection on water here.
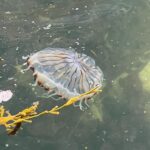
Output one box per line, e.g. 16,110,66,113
1,0,150,149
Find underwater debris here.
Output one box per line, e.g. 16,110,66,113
0,57,4,62
0,90,13,103
0,86,101,135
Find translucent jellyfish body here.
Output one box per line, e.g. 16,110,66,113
27,48,103,109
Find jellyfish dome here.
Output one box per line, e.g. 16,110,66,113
27,48,103,109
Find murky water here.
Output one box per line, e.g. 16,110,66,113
1,0,150,149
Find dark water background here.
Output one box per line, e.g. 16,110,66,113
1,0,150,150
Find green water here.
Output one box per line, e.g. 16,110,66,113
1,0,150,149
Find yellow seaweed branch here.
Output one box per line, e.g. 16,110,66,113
0,102,39,135
55,85,102,111
0,85,102,135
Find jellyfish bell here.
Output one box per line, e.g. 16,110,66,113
27,48,103,109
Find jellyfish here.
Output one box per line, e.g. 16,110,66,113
26,48,103,110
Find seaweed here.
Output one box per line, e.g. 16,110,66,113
0,85,101,135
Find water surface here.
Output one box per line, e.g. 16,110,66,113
1,0,150,150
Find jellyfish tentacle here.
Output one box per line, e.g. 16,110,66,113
84,98,90,108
